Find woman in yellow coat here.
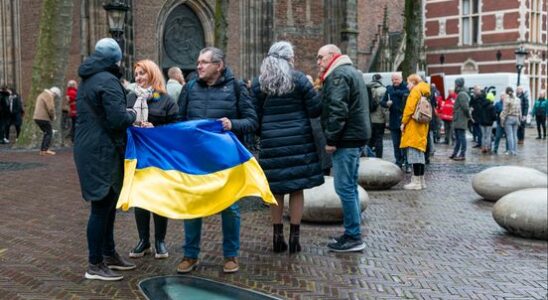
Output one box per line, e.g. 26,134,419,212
400,74,430,190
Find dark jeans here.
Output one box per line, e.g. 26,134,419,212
443,120,453,144
472,122,482,146
536,116,546,137
87,189,117,264
5,116,22,140
70,116,76,142
134,207,168,242
493,123,508,152
452,129,467,157
368,123,385,158
34,119,52,151
517,119,526,141
390,129,406,167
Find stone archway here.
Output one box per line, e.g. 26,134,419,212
157,0,214,73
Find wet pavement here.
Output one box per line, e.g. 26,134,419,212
0,128,546,299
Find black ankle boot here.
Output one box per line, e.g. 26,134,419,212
272,223,287,253
289,224,301,254
129,239,151,258
155,240,169,259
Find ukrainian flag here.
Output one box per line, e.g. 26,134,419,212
116,120,276,219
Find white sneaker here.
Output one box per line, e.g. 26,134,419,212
404,176,422,190
420,176,427,189
3,138,9,143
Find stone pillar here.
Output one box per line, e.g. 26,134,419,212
0,0,21,91
340,0,359,64
239,0,273,80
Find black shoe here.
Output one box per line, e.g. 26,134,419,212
289,224,301,254
272,224,287,253
449,154,456,159
327,235,365,252
536,136,542,139
129,239,151,258
155,240,169,259
85,262,123,281
103,252,136,270
472,144,481,148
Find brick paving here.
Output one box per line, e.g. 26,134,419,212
0,129,546,300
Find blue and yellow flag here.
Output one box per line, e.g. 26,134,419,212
116,120,276,219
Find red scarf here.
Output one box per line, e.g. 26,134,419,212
319,53,342,83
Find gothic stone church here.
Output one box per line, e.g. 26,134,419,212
0,0,404,100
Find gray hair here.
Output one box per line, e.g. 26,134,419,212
200,47,225,65
259,41,295,96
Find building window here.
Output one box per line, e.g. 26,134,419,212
529,0,542,43
461,0,480,45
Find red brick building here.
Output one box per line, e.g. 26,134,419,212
0,0,405,101
424,0,547,101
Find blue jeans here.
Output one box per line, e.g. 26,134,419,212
183,203,240,258
504,116,519,154
332,147,361,240
390,129,406,167
493,123,508,152
452,129,466,157
472,122,482,145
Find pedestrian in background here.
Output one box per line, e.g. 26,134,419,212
252,41,324,254
381,73,409,171
166,66,185,101
516,86,529,144
316,44,370,252
501,87,521,156
532,90,547,139
127,59,179,260
3,87,24,143
367,73,387,158
33,86,60,155
438,89,456,144
65,80,78,142
450,78,471,161
400,74,430,190
74,38,137,281
0,86,11,144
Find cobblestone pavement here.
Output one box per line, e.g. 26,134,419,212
0,129,546,299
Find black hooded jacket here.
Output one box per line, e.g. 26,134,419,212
73,53,136,201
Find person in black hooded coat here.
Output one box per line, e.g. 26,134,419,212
73,38,137,281
251,41,324,254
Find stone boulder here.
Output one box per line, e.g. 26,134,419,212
472,166,547,201
301,176,369,223
358,158,403,190
492,188,548,240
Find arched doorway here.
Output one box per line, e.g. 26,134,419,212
160,3,210,75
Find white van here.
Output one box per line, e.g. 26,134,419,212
430,73,532,112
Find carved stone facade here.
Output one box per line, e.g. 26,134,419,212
1,0,405,100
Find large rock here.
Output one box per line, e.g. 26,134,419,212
492,188,548,240
301,176,369,223
358,158,403,190
472,166,547,201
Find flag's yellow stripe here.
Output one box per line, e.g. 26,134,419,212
117,157,276,219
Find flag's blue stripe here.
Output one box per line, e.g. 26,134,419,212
125,120,253,175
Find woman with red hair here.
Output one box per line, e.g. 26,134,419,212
127,59,179,259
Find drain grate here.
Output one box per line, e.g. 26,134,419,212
139,275,281,300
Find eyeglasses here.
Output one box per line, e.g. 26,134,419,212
196,60,219,66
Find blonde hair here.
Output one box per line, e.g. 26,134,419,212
134,59,166,94
406,74,423,86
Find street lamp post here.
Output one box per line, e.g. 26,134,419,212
103,0,130,76
514,46,528,86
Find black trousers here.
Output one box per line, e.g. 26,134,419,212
5,115,22,139
134,208,168,242
368,123,385,158
34,119,52,151
537,115,546,137
87,189,117,264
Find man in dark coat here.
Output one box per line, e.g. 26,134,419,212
73,38,137,281
0,87,10,144
516,86,529,144
176,47,257,274
5,88,24,142
316,44,371,253
381,73,409,171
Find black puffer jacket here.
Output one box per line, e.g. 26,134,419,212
178,67,257,140
73,53,136,201
126,92,178,126
251,71,324,194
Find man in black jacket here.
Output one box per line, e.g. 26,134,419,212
74,38,137,281
381,73,409,171
177,47,257,274
516,86,529,144
316,44,371,253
